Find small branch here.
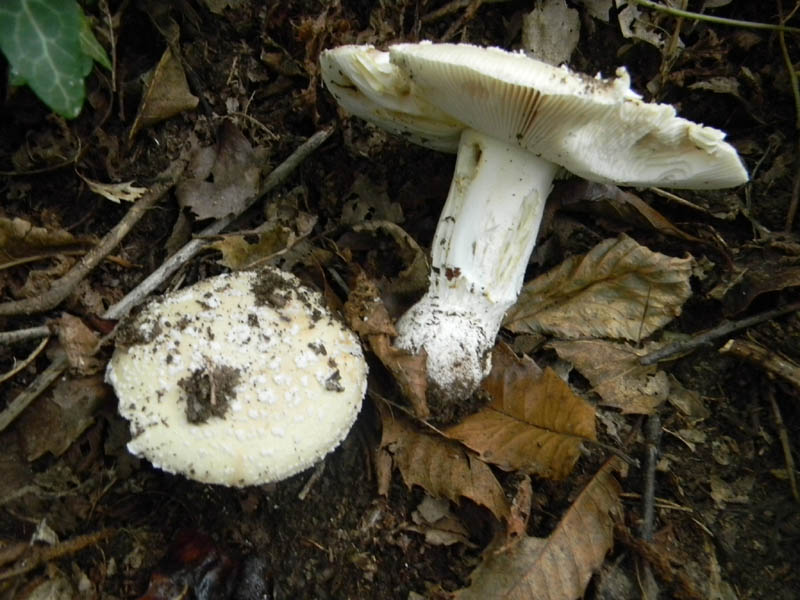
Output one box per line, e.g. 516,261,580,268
0,158,188,317
719,338,800,389
640,414,661,541
766,385,799,503
0,326,50,345
106,126,334,319
629,0,800,34
0,336,49,385
639,301,800,365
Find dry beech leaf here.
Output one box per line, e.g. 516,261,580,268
344,271,429,418
129,47,199,140
446,347,595,481
455,458,623,600
549,339,670,414
505,234,693,341
380,407,510,521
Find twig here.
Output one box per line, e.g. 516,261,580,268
0,158,188,317
420,0,511,24
777,0,800,232
719,338,800,389
766,385,799,503
629,0,800,33
639,301,800,365
0,326,50,345
0,336,49,385
0,128,334,432
0,355,66,433
106,126,334,319
0,529,114,580
640,414,661,541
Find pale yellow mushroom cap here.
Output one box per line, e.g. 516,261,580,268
107,268,367,487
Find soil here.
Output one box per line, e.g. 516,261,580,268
1,1,799,599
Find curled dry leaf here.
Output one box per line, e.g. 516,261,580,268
380,406,510,521
344,271,429,418
504,234,693,341
549,339,670,414
455,458,623,600
446,345,596,481
129,47,199,140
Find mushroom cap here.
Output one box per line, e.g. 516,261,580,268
321,42,748,189
106,268,367,487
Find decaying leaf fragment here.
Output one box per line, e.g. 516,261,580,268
0,217,94,267
446,345,595,481
379,407,510,521
176,121,268,220
344,271,429,418
455,459,623,600
505,234,693,341
550,339,669,414
78,174,147,204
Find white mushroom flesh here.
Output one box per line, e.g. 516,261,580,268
321,42,748,407
106,268,368,487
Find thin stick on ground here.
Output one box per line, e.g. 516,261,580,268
0,326,50,345
0,157,189,317
630,0,800,33
766,385,799,503
0,128,334,433
639,301,800,365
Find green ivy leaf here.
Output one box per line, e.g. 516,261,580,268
0,0,95,118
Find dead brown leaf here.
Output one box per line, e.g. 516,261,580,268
380,408,510,521
505,234,693,341
446,347,595,481
129,47,199,140
16,375,110,461
176,121,268,220
549,339,669,414
49,313,103,374
0,217,94,268
455,458,623,600
344,271,429,418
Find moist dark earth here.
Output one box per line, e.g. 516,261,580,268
1,1,799,599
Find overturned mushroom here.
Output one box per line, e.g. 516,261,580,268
321,42,748,411
106,267,368,487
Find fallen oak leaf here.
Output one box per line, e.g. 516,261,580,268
380,405,510,521
446,345,596,481
505,234,693,341
455,458,624,600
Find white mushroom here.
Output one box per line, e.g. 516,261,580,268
106,267,368,487
320,42,748,408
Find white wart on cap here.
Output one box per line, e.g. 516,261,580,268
107,267,368,486
321,42,748,417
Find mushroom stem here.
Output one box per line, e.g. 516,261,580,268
394,129,558,405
